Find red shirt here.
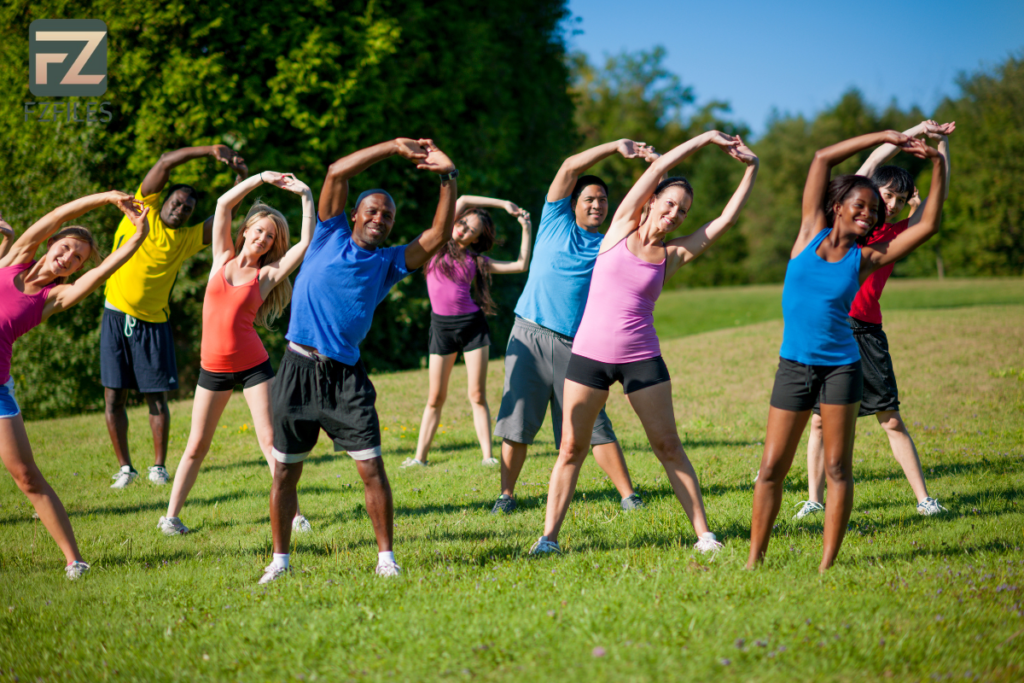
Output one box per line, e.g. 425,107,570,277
200,264,269,373
848,218,910,324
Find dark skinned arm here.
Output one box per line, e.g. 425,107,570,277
319,139,430,222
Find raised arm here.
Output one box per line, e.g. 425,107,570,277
42,202,150,321
455,195,519,218
140,144,246,197
861,140,947,276
794,130,914,258
665,142,759,277
547,139,650,203
856,120,955,178
0,212,13,260
905,129,952,228
0,191,134,268
489,211,533,275
259,177,317,298
404,144,458,270
319,138,430,222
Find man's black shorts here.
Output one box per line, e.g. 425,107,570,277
100,307,179,393
770,357,863,412
812,317,899,417
428,310,491,356
198,358,275,392
565,354,671,394
271,347,381,461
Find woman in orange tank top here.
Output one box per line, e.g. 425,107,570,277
158,171,315,537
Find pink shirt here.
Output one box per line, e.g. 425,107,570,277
848,218,910,324
572,237,664,363
426,252,484,316
0,262,56,384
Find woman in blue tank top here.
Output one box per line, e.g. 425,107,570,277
746,131,948,572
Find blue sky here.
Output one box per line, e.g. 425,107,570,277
566,0,1024,137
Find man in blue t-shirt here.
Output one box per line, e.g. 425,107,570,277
491,139,658,515
259,138,458,584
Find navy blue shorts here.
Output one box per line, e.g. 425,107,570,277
100,308,179,393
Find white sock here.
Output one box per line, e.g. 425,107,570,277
272,553,289,569
378,551,396,566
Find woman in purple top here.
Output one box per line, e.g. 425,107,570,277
407,196,532,467
530,131,759,556
0,192,150,579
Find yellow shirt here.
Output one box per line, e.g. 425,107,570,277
104,186,207,323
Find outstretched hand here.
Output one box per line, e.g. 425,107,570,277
212,144,246,174
616,139,648,159
414,140,456,174
517,210,532,230
120,200,151,238
728,136,758,165
395,138,431,163
637,144,660,163
107,190,136,216
503,201,521,215
881,130,913,147
260,171,296,188
921,120,956,139
899,137,940,160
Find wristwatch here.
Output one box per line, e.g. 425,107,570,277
438,169,459,182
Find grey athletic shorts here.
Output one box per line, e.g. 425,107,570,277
494,317,616,448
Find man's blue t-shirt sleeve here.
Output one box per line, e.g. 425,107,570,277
310,212,352,254
537,195,575,243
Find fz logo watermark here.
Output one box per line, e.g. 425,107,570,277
29,19,107,97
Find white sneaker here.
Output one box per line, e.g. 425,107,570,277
917,497,948,516
694,532,723,553
258,564,288,584
529,536,561,555
157,516,189,536
400,458,428,468
110,466,138,489
376,561,402,577
793,500,825,520
481,457,499,466
292,515,312,533
65,561,90,580
148,465,170,485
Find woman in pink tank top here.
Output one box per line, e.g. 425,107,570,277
407,196,532,468
0,192,151,579
159,172,316,537
529,132,760,557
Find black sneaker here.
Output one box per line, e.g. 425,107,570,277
490,494,516,515
621,493,645,511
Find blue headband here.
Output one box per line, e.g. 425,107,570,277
354,189,396,212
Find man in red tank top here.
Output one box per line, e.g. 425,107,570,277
794,120,954,520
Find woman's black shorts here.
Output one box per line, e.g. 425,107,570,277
813,318,899,416
198,358,275,392
770,357,863,412
428,310,491,356
565,354,671,394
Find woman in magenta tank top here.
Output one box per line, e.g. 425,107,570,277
159,172,316,537
530,131,760,557
747,131,948,572
0,191,151,579
407,196,532,468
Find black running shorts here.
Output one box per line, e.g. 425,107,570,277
565,354,671,394
770,357,863,412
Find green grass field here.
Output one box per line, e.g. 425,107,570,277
2,279,1023,682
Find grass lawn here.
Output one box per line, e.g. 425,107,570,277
2,280,1023,682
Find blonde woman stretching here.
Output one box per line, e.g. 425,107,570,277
158,172,315,536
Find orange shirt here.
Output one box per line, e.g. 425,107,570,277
200,264,269,373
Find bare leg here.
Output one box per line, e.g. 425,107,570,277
500,439,529,497
104,387,132,469
414,353,457,463
806,412,826,503
591,442,636,499
144,391,170,468
463,346,493,462
0,416,82,565
625,381,710,535
270,460,303,554
356,457,393,552
166,387,232,518
876,410,929,502
819,402,858,572
543,380,608,542
244,379,300,517
747,407,811,569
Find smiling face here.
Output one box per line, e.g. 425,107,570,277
160,189,197,228
242,216,278,257
453,213,484,248
573,185,609,230
878,183,910,221
834,187,881,238
647,186,693,235
45,237,93,278
351,193,396,249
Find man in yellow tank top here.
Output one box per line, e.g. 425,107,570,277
103,145,246,489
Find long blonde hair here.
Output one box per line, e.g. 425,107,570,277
46,227,102,284
236,201,291,329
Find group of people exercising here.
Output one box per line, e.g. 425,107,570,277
0,118,953,582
